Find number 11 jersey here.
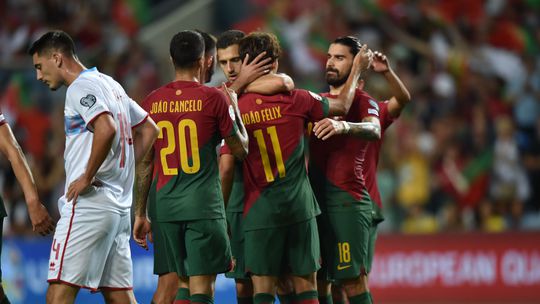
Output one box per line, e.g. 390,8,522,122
142,80,237,222
239,89,329,231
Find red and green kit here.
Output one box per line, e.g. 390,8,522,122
239,89,330,231
142,80,237,222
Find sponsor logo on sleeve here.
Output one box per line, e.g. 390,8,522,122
368,99,379,111
368,108,379,116
80,94,97,108
309,91,323,101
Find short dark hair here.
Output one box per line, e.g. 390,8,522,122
332,36,362,56
170,30,204,69
238,32,281,65
216,30,245,50
195,30,216,55
28,30,76,57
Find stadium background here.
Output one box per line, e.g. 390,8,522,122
0,0,539,303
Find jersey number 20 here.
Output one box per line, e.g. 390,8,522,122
158,119,200,174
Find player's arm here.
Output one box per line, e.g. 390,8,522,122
219,151,235,206
222,84,249,160
371,51,411,118
244,73,295,95
133,148,154,250
313,116,381,141
132,116,159,164
0,123,54,235
66,113,116,203
228,52,272,94
327,45,373,116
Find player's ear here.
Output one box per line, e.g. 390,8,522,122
272,59,279,73
53,52,62,68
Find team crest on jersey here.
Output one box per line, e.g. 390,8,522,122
309,91,323,101
368,99,379,111
80,94,97,108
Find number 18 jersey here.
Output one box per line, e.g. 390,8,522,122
142,80,237,222
239,89,329,231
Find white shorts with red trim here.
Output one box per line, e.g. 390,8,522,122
47,197,133,291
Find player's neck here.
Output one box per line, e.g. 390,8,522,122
64,59,86,86
329,85,343,95
174,69,200,83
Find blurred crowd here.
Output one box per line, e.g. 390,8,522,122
1,0,539,235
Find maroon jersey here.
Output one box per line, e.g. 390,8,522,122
309,89,380,209
239,89,329,230
142,80,237,222
362,100,395,208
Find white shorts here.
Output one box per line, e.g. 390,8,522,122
47,197,133,291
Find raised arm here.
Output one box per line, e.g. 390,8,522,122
327,45,373,116
244,73,295,95
371,51,411,118
228,52,272,94
222,83,249,160
0,123,54,235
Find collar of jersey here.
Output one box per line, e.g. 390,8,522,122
168,80,200,89
80,67,97,75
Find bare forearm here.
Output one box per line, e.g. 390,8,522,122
135,151,153,217
383,69,411,106
84,126,115,181
8,147,40,204
245,73,294,95
345,121,381,140
133,119,158,164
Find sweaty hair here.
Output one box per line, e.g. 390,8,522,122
238,32,281,65
170,30,204,69
332,36,362,56
195,30,216,55
28,30,76,57
216,30,245,50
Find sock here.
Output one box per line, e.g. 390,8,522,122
254,293,275,304
295,290,319,304
0,296,10,304
318,294,333,304
190,293,213,304
277,292,295,304
238,296,254,304
173,287,190,304
349,292,371,304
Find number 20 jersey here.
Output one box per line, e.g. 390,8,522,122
142,80,237,222
239,89,329,231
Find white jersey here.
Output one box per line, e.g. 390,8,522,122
63,67,147,213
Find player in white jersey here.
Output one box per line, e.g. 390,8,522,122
29,30,158,304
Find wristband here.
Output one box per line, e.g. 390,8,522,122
341,121,350,134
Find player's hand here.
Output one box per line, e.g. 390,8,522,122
353,44,374,73
371,51,390,73
313,118,346,140
133,216,152,250
27,200,55,236
66,174,97,203
234,52,273,87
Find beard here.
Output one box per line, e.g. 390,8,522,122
325,68,350,87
